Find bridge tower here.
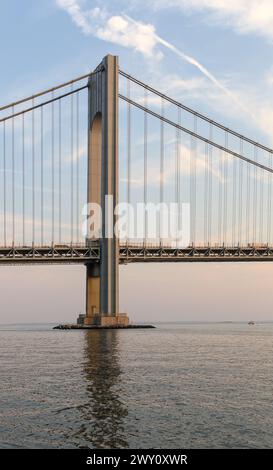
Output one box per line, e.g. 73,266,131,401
83,55,129,327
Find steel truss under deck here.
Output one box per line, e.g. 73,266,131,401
0,244,273,265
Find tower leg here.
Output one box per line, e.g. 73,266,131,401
84,263,101,325
82,55,129,327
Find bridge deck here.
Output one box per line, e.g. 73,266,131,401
0,244,273,264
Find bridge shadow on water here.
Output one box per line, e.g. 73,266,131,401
76,330,128,449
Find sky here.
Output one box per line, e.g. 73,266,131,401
1,0,273,323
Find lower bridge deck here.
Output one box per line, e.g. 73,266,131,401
0,244,273,264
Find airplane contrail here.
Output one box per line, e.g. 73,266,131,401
125,15,256,121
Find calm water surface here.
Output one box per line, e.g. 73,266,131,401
0,322,273,449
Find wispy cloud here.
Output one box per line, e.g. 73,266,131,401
56,0,103,35
56,1,255,120
56,1,273,145
97,15,163,60
63,143,86,163
153,30,252,115
148,0,273,43
56,0,162,58
120,142,224,189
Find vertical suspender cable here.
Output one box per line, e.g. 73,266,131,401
32,100,35,245
59,100,62,243
144,88,147,244
204,141,208,245
218,148,223,246
191,116,197,245
0,126,2,242
259,155,264,244
160,98,164,243
246,158,250,245
238,139,243,246
176,107,180,247
193,116,197,245
41,107,44,245
76,92,79,243
127,78,131,241
51,93,55,244
232,142,237,246
190,128,194,245
267,152,272,245
253,146,257,244
71,85,74,244
3,121,6,246
177,107,181,247
175,120,178,245
12,105,15,245
223,132,228,246
208,124,212,246
22,114,25,246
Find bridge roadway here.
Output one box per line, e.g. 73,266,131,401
0,243,273,264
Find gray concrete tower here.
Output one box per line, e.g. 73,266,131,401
84,55,128,327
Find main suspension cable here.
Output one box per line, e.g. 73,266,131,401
119,95,273,175
120,70,273,157
0,72,92,112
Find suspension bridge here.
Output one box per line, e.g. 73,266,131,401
1,55,273,326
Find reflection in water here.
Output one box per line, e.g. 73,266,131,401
78,330,128,448
1,324,273,448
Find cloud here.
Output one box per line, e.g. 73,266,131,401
64,144,86,163
97,15,163,59
120,142,224,189
149,0,273,43
264,65,273,88
56,0,105,34
56,1,273,145
125,75,208,108
56,1,255,120
148,24,255,119
56,1,162,59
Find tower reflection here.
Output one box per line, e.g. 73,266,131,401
79,330,128,448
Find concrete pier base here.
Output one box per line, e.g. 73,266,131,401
56,312,153,329
82,313,129,327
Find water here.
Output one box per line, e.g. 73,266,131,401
0,322,273,449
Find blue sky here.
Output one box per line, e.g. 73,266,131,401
1,0,273,323
1,0,273,144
